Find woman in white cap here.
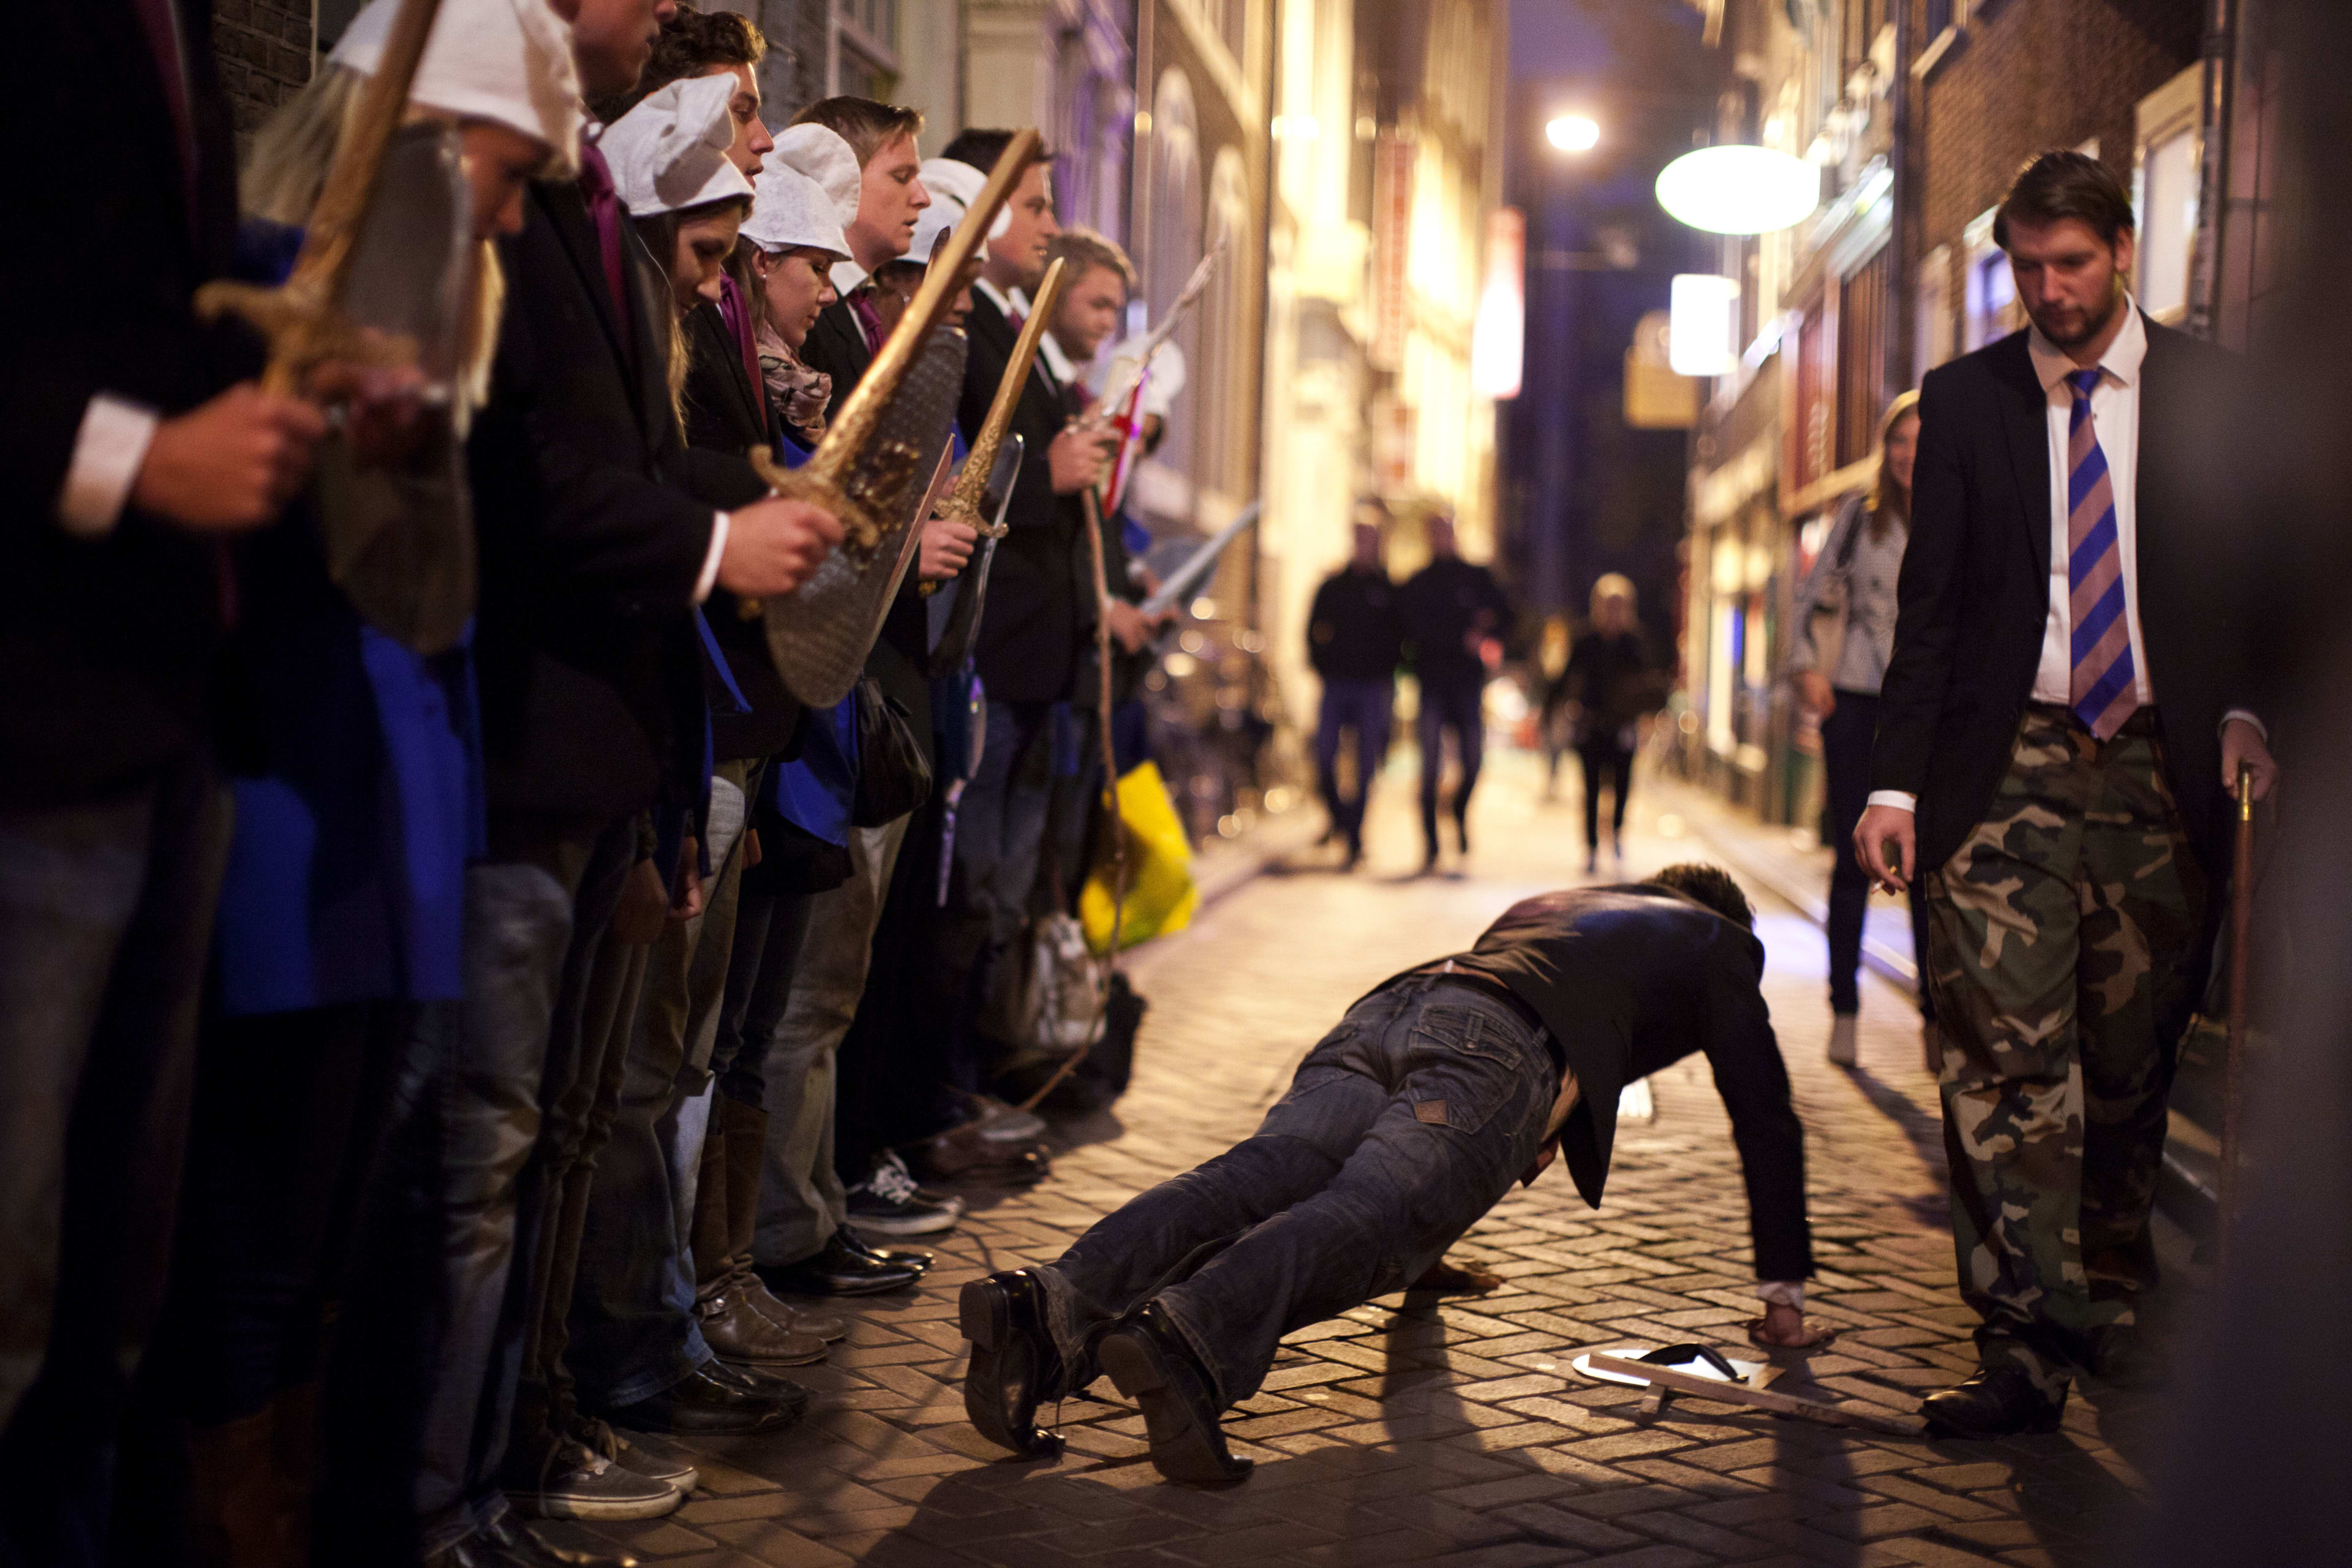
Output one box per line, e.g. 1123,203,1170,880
602,72,756,421
737,123,861,448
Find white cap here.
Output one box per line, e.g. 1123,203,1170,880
331,0,581,172
919,156,1011,249
1091,335,1186,421
741,124,856,260
600,73,753,218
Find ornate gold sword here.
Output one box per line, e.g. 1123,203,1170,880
918,254,1071,596
194,0,448,390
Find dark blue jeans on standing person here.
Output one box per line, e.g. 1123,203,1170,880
1820,693,1935,1022
1416,677,1487,858
0,747,230,1568
1034,978,1556,1408
928,700,1055,1074
1315,678,1393,850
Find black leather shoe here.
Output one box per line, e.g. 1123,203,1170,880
840,1223,932,1271
703,1356,814,1417
960,1270,1067,1457
1920,1366,2065,1438
1096,1302,1252,1485
2087,1324,2165,1390
477,1513,642,1567
761,1232,922,1297
603,1363,800,1436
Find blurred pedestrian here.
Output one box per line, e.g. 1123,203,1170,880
1555,575,1657,874
1787,392,1937,1069
1397,514,1513,873
1306,519,1402,869
1856,151,2276,1438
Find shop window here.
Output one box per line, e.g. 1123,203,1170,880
2134,66,2204,325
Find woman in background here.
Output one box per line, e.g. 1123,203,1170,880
1787,390,1937,1071
1554,575,1656,875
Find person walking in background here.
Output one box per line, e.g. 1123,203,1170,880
1788,393,1938,1071
1397,514,1513,875
1855,152,2275,1438
1555,575,1657,875
1306,517,1402,870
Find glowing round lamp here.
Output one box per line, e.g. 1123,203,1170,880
1654,145,1820,235
1545,115,1600,153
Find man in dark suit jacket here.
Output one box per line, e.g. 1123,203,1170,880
0,6,331,1558
959,867,1812,1484
1856,151,2275,1438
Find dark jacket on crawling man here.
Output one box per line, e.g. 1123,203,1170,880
959,871,1811,1482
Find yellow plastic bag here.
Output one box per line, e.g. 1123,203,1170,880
1081,760,1197,954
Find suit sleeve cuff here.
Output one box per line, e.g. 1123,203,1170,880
2220,709,2266,742
1757,1281,1805,1310
58,394,160,537
1865,791,1917,813
693,511,729,605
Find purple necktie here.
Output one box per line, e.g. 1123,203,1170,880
2064,368,2138,739
848,288,885,355
576,143,630,328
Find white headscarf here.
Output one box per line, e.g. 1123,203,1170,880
741,124,856,260
330,0,581,172
918,156,1011,250
600,74,753,218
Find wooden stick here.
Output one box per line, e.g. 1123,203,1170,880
2222,763,2256,1264
1586,1354,1923,1439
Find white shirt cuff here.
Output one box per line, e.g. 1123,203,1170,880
1865,791,1917,813
2220,709,2266,742
1757,1281,1805,1310
694,511,729,605
58,394,160,537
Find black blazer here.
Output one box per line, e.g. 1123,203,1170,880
0,1,257,807
1398,557,1514,689
680,303,803,763
1430,886,1809,1283
467,181,765,820
1873,320,2259,879
960,290,1088,704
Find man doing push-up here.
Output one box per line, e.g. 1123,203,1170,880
959,865,1815,1483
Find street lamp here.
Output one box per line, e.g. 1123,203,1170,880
1654,145,1820,233
1545,114,1600,154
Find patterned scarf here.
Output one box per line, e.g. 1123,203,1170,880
755,322,831,442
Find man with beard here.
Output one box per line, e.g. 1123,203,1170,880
1855,150,2275,1436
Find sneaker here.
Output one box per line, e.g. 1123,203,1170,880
503,1441,682,1521
847,1153,967,1236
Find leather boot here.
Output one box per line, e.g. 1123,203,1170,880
689,1114,733,1298
708,1097,839,1340
695,1283,828,1366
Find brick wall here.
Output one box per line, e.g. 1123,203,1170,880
1912,0,2200,344
213,0,318,145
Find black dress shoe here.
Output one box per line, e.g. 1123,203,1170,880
960,1270,1067,1457
703,1355,814,1417
2087,1324,2165,1390
477,1513,643,1567
840,1223,933,1271
1920,1366,2065,1438
1095,1302,1252,1485
603,1363,800,1436
761,1232,922,1297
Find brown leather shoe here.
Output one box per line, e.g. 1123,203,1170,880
695,1284,828,1366
732,1271,848,1341
906,1120,1050,1186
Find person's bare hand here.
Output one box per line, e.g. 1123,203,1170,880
2221,717,2278,802
1047,423,1110,494
669,838,704,921
919,514,978,582
1797,670,1836,717
1104,599,1153,654
720,497,843,598
1854,802,1916,894
131,382,326,531
1749,1303,1837,1350
309,358,430,466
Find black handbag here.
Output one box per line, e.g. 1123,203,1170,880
849,674,933,827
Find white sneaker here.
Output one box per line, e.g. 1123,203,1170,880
1827,1014,1859,1067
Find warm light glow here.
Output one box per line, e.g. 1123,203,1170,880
1545,115,1600,153
1272,113,1320,141
1470,208,1526,399
1669,274,1741,377
1655,145,1820,234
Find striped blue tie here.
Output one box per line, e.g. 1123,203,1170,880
2065,368,2137,739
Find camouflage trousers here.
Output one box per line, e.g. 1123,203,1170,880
1922,704,2205,1398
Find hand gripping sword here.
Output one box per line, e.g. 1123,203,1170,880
194,0,448,390
918,254,1072,597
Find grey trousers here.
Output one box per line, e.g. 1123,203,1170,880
0,750,232,1566
753,818,909,1266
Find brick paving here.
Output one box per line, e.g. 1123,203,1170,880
554,749,2186,1567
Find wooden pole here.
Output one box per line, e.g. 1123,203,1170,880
2221,763,2255,1261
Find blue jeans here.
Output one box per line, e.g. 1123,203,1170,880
0,748,230,1567
1039,979,1556,1407
1315,679,1393,845
1416,679,1487,855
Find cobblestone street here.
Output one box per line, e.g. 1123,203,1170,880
565,748,2185,1568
